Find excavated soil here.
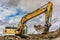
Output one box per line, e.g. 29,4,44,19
0,34,60,40
0,27,60,40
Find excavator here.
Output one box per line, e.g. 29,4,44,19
3,1,53,37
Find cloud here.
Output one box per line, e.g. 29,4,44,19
0,4,27,33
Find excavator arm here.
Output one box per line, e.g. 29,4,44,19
16,2,53,34
16,8,46,34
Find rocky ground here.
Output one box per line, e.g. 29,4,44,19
0,27,60,40
0,35,60,40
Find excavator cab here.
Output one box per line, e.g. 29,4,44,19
3,27,17,34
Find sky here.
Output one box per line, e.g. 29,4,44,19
0,0,60,34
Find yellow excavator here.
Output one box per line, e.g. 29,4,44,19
3,1,53,37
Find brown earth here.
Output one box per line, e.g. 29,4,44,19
0,26,60,40
0,34,60,40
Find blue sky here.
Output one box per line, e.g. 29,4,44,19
5,8,27,21
0,6,28,22
0,5,28,33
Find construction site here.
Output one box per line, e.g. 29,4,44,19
0,0,60,40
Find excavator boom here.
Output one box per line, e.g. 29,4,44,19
16,2,53,34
